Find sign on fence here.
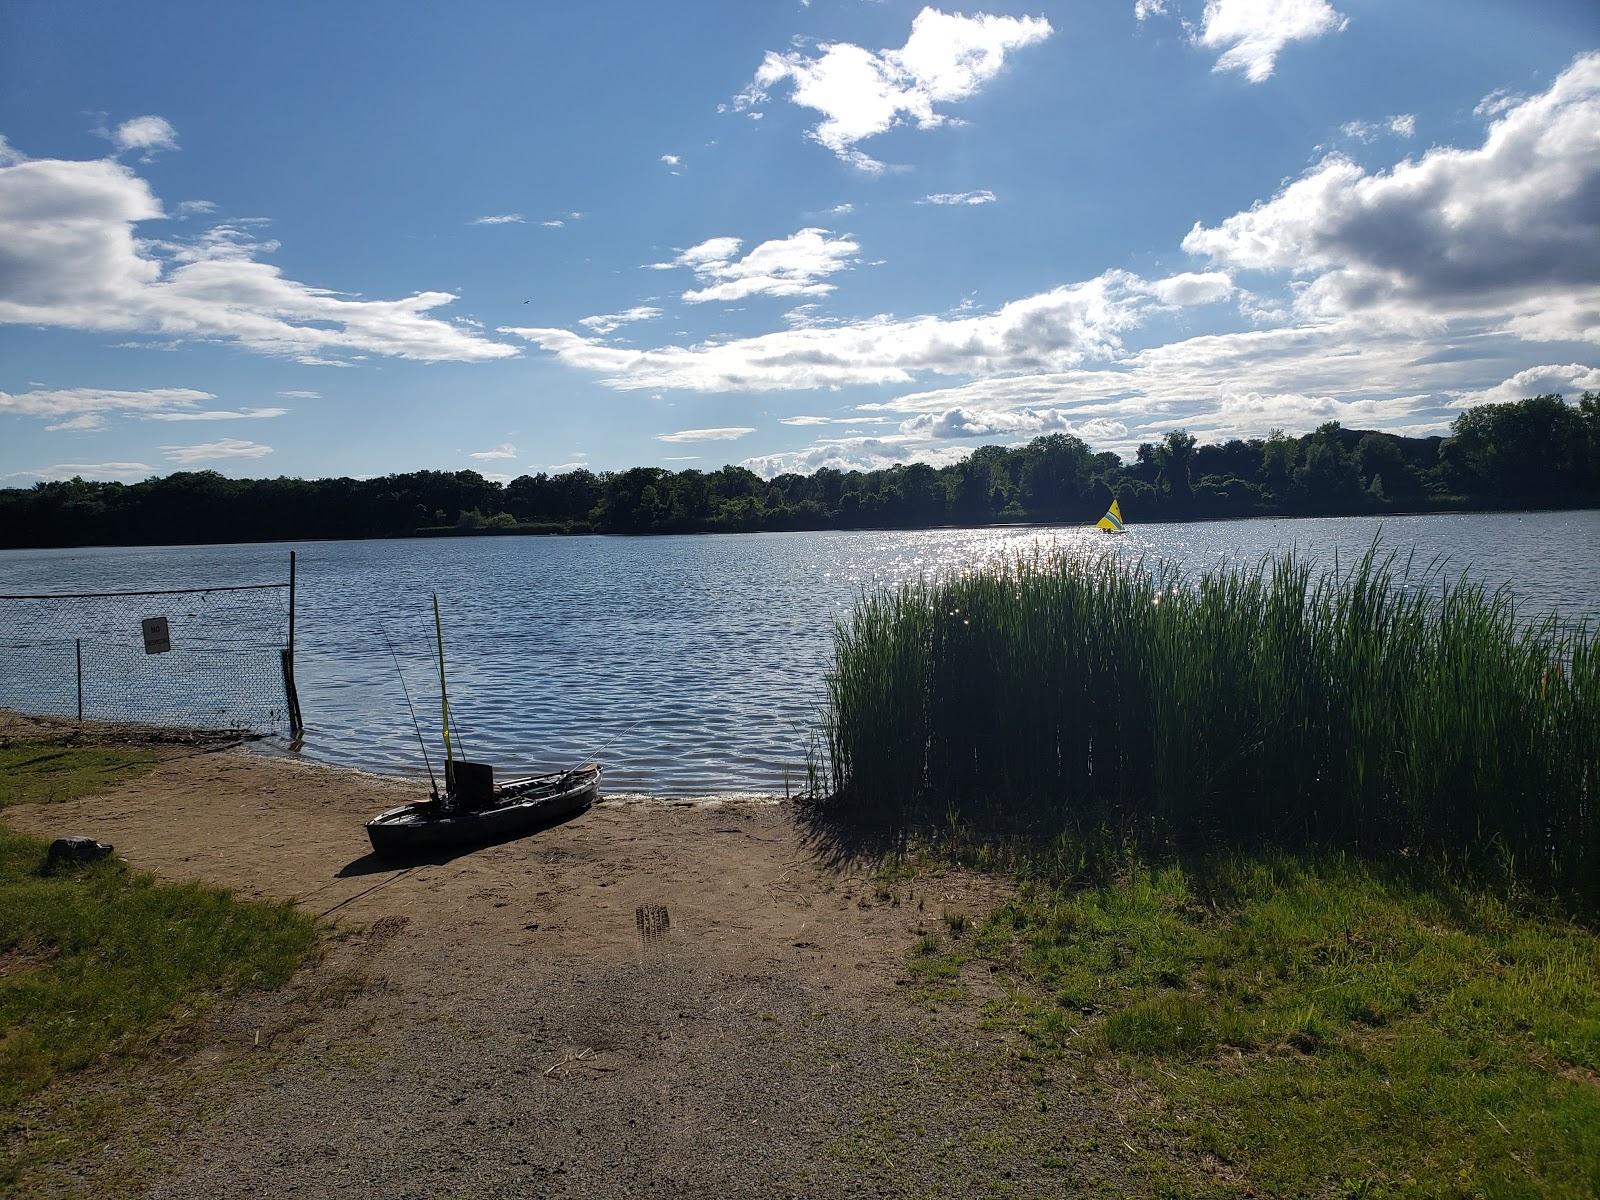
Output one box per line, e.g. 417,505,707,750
141,616,171,654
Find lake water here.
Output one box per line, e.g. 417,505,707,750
3,511,1597,793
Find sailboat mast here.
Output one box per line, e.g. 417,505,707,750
433,593,454,773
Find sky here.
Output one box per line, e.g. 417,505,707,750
1,0,1597,484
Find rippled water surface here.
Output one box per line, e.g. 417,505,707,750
4,512,1598,792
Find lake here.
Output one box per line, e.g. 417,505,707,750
3,510,1598,793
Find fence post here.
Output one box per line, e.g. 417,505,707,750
281,551,305,737
75,638,83,722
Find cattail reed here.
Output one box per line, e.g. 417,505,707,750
818,545,1600,910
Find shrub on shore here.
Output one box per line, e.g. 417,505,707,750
818,545,1600,910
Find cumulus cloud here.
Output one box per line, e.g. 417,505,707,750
918,190,996,205
112,115,179,158
1195,0,1347,83
578,306,663,334
472,213,524,225
733,7,1052,168
653,228,859,304
1134,0,1168,19
162,438,272,463
895,406,1128,441
656,427,757,443
743,435,974,478
469,442,518,460
661,153,683,172
1183,54,1600,343
501,267,1231,392
0,139,516,363
1449,363,1600,408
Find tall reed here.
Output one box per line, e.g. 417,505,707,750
818,545,1600,910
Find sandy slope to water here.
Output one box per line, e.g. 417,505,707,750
3,721,1140,1199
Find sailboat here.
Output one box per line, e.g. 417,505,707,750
1096,498,1127,535
365,594,599,857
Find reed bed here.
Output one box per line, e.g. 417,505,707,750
817,545,1600,910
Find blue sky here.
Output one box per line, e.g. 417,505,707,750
1,1,1596,482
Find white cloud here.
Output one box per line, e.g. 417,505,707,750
139,406,289,421
45,413,106,432
1449,363,1600,408
501,267,1231,391
661,154,683,172
277,389,320,399
1183,55,1600,344
469,442,518,460
472,213,524,225
1147,271,1236,306
5,461,153,481
0,142,516,364
162,438,272,463
744,435,973,478
656,426,757,443
176,199,216,218
896,406,1129,441
918,189,996,205
1475,88,1523,119
1134,0,1168,20
780,414,887,426
1340,114,1416,142
0,386,215,420
654,228,859,304
828,203,855,215
112,115,178,157
541,219,565,227
578,305,663,334
733,7,1052,168
1195,0,1347,83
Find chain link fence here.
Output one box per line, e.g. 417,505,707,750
0,579,300,735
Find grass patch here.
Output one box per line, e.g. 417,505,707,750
0,744,319,1192
927,854,1600,1197
0,744,159,808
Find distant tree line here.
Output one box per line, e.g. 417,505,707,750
3,394,1597,549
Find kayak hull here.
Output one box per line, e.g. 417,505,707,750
365,764,599,858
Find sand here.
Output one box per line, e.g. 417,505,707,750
3,719,1127,1199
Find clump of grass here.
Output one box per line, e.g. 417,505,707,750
0,743,319,1188
0,828,318,1110
0,744,159,808
817,544,1600,911
940,857,1600,1197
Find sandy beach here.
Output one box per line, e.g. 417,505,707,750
3,717,1119,1199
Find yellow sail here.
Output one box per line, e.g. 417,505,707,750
1096,498,1126,533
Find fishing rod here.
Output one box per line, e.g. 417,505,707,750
554,711,655,787
379,619,439,798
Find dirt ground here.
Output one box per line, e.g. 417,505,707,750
3,720,1142,1199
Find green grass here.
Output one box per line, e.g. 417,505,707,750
0,744,319,1190
0,744,159,808
920,855,1600,1198
817,544,1600,911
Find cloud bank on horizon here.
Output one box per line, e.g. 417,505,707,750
0,2,1595,482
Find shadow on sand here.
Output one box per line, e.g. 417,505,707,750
334,802,593,879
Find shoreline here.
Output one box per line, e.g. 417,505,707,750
3,500,1597,555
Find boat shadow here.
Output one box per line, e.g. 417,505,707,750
335,802,593,878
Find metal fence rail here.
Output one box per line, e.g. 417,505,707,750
0,554,303,735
